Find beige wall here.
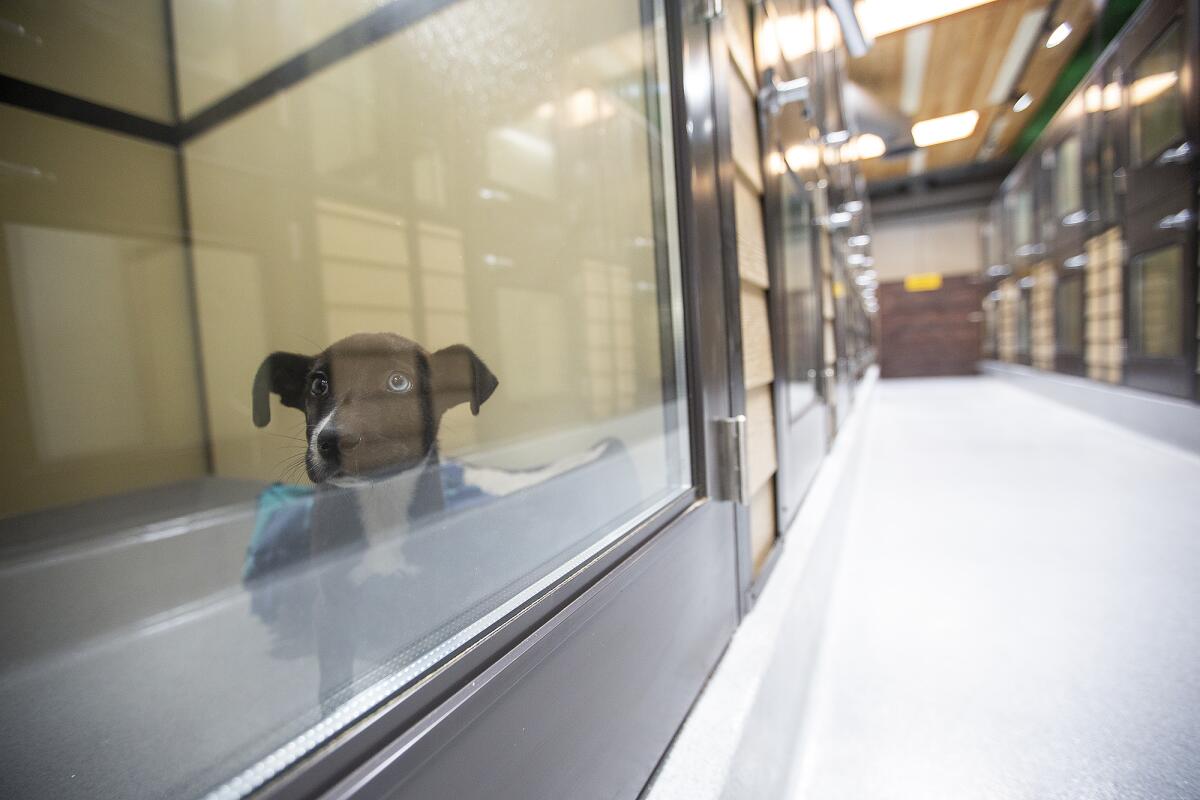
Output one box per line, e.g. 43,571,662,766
727,0,779,574
871,208,985,282
0,0,175,121
0,106,206,516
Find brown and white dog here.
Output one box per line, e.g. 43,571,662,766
250,332,498,710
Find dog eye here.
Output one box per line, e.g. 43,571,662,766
309,375,329,397
386,372,412,394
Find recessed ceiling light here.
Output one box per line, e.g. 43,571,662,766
1045,21,1072,48
911,109,980,147
1012,92,1033,112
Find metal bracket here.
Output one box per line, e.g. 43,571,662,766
714,415,750,505
759,67,810,116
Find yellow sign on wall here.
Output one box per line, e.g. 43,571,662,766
904,272,943,292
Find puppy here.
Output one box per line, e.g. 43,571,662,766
251,332,498,711
253,332,498,486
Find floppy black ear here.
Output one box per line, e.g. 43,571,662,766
252,351,313,428
430,344,498,417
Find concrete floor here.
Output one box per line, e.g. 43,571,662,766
789,377,1200,800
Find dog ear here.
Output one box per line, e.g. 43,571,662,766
252,351,313,428
430,345,498,417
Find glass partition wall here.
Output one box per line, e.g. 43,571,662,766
0,1,692,797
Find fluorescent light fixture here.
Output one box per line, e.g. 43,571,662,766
843,200,865,213
854,133,887,159
848,234,871,247
986,8,1049,105
1012,92,1033,112
763,8,842,61
849,253,868,266
828,210,854,227
900,25,933,116
1045,20,1072,48
911,109,979,147
854,0,1000,38
785,143,820,171
1085,82,1123,112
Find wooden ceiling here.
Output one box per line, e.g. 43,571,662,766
849,0,1098,182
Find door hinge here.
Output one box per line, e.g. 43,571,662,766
714,415,750,504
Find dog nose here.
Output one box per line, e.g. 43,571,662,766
316,428,340,460
317,427,361,459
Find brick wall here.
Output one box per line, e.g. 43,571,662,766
879,275,985,378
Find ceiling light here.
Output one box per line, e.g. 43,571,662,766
911,109,979,147
1131,71,1177,106
854,133,887,159
848,234,871,247
986,8,1048,105
1012,92,1033,112
1045,21,1072,48
854,0,1000,38
842,200,864,213
785,143,820,171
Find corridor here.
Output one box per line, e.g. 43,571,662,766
790,377,1200,799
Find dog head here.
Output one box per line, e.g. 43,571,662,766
252,333,498,483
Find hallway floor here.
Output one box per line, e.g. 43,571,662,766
789,377,1200,800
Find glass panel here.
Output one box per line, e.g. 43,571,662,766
1130,246,1183,357
0,1,689,798
1007,186,1034,250
1131,21,1184,165
1098,74,1120,222
1055,134,1082,216
1017,291,1032,356
0,0,174,121
1056,275,1083,355
780,171,819,418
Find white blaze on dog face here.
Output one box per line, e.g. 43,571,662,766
253,332,498,483
306,335,434,481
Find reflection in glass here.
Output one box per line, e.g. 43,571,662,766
1131,22,1184,164
1007,187,1034,250
0,1,688,798
1054,135,1081,216
780,172,819,418
1055,275,1083,355
1130,246,1182,358
1017,288,1032,358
